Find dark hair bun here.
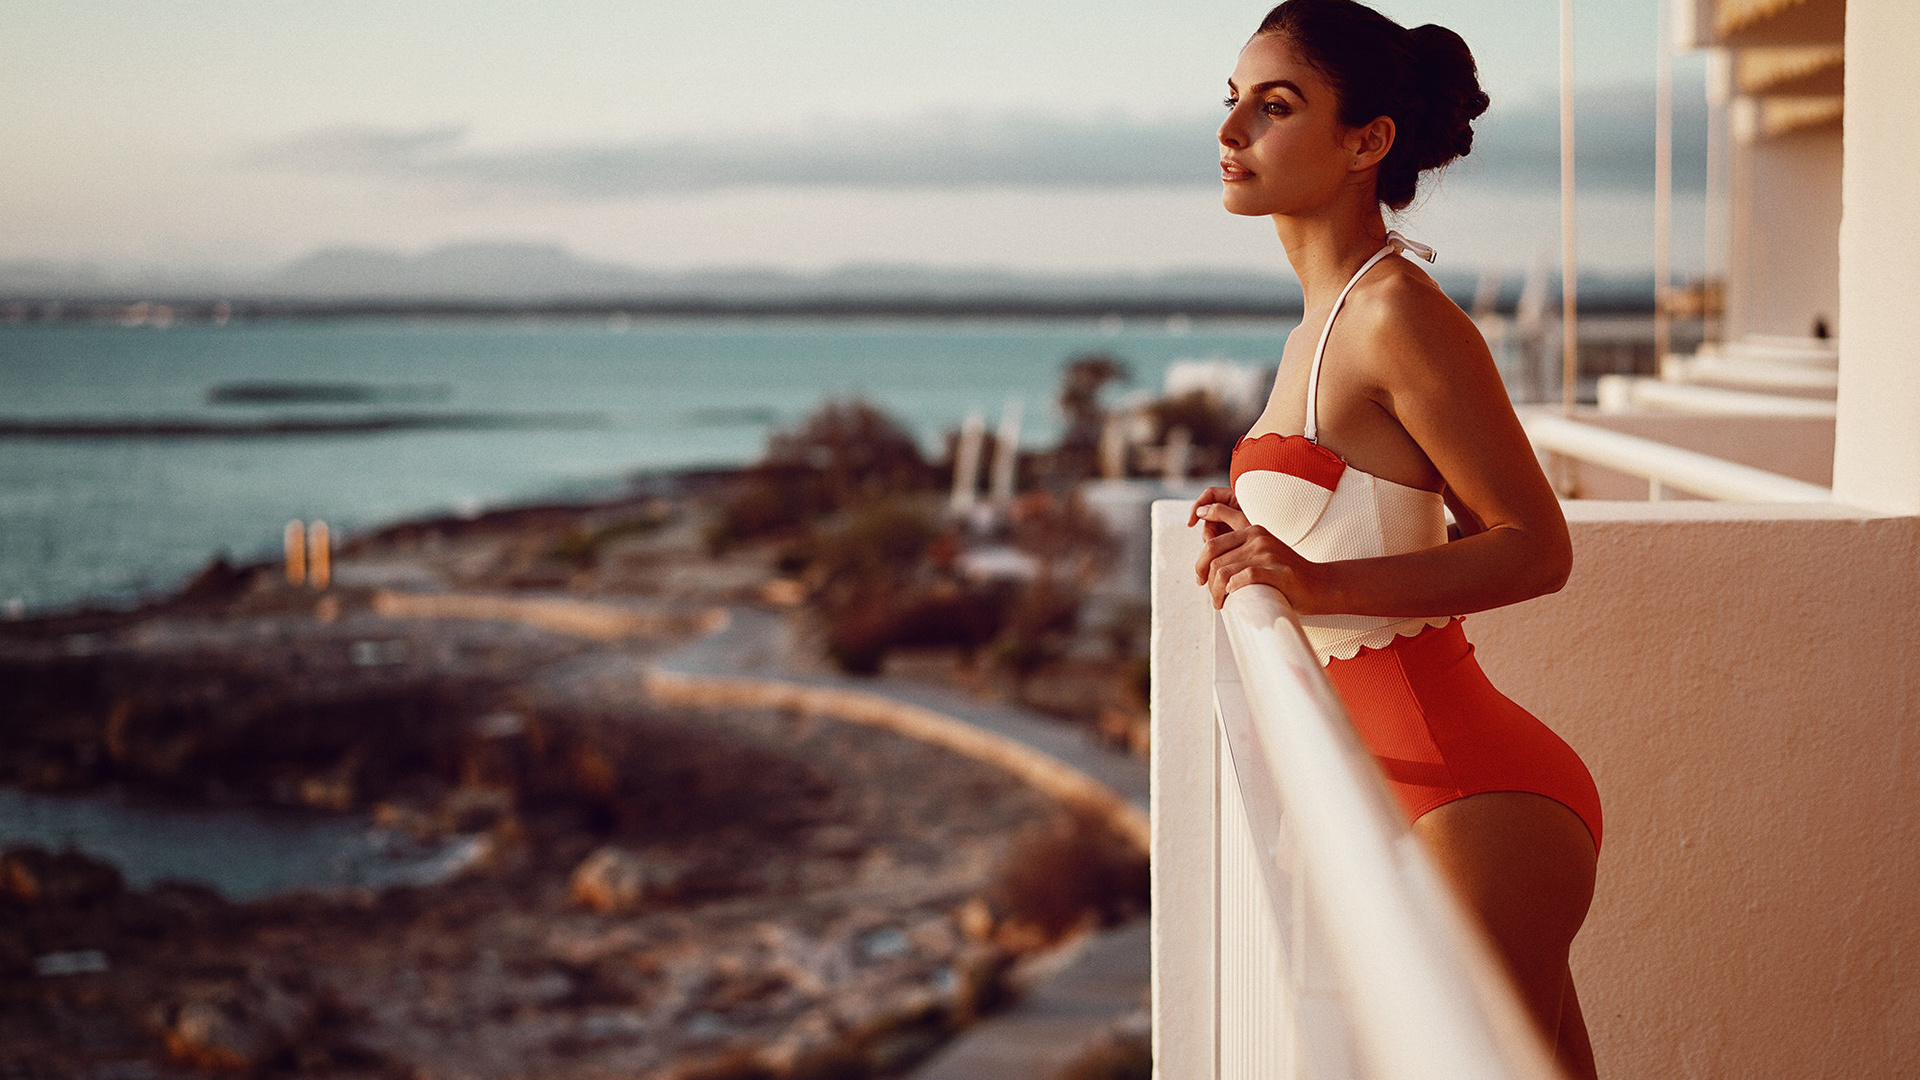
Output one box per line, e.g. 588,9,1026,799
1404,23,1489,171
1257,0,1489,210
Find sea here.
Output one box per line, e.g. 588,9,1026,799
1,314,1301,616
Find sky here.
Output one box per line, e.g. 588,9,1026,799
3,0,1711,282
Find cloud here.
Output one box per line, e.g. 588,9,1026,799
247,124,470,171
1469,83,1710,191
246,114,1215,194
246,84,1705,198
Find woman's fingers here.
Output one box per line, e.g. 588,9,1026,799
1195,527,1241,583
1209,558,1288,609
1198,529,1304,608
1189,490,1249,541
1195,501,1251,532
1186,486,1239,527
1194,523,1266,583
1194,524,1294,585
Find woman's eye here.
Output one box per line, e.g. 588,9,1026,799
1223,95,1239,110
1262,101,1291,118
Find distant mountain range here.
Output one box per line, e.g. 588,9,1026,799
0,241,1659,316
1,242,1302,304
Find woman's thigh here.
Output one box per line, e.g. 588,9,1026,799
1412,792,1597,1000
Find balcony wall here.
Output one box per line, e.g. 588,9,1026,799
1153,497,1917,1077
1727,125,1842,341
1464,500,1920,1079
1544,410,1834,498
1833,0,1920,517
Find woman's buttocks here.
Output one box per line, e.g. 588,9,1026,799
1323,620,1604,849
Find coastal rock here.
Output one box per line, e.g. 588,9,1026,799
177,556,254,604
439,784,515,833
0,845,123,906
161,979,316,1071
164,1000,276,1072
570,845,685,913
102,698,204,781
0,469,1147,1077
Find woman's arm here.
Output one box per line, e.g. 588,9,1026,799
1194,276,1569,615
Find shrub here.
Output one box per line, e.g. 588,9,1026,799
707,399,935,552
767,398,931,509
989,808,1149,944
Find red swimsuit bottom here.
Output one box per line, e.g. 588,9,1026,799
1323,619,1602,850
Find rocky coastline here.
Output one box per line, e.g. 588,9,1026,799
1,424,1153,1078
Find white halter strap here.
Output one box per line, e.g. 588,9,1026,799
1303,230,1435,444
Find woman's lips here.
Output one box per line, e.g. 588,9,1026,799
1221,160,1253,182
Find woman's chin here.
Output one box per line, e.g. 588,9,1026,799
1220,190,1271,217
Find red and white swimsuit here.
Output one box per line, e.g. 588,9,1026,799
1231,234,1602,848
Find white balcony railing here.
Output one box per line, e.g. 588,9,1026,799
1522,412,1833,502
1595,375,1838,417
1150,501,1560,1080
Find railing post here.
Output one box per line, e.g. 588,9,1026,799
1150,500,1217,1079
1212,587,1563,1080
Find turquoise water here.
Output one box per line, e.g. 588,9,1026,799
0,315,1292,612
0,786,486,900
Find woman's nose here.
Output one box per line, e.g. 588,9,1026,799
1218,113,1245,149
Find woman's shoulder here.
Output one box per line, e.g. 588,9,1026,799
1343,261,1488,376
1351,259,1472,335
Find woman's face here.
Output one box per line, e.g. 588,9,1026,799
1218,34,1357,218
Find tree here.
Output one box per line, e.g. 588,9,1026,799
1056,353,1131,482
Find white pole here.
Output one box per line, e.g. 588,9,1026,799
989,396,1023,507
1704,49,1731,344
1560,0,1579,414
949,409,986,515
1162,425,1193,486
284,519,306,586
1654,0,1674,371
308,520,331,590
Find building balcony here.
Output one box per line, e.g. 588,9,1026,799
1147,456,1919,1076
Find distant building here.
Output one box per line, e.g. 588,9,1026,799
1684,0,1844,340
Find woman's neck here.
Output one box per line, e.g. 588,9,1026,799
1272,198,1393,311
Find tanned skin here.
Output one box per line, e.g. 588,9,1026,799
1188,32,1599,1079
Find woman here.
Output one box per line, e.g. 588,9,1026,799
1187,2,1603,1075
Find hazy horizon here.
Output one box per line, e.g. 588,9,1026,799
8,1,1712,282
0,237,1687,309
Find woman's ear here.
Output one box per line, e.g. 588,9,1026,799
1346,115,1395,172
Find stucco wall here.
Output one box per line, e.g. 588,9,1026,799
1729,126,1842,341
1834,0,1920,515
1468,501,1920,1079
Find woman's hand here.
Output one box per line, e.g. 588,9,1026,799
1190,498,1320,611
1187,486,1240,541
